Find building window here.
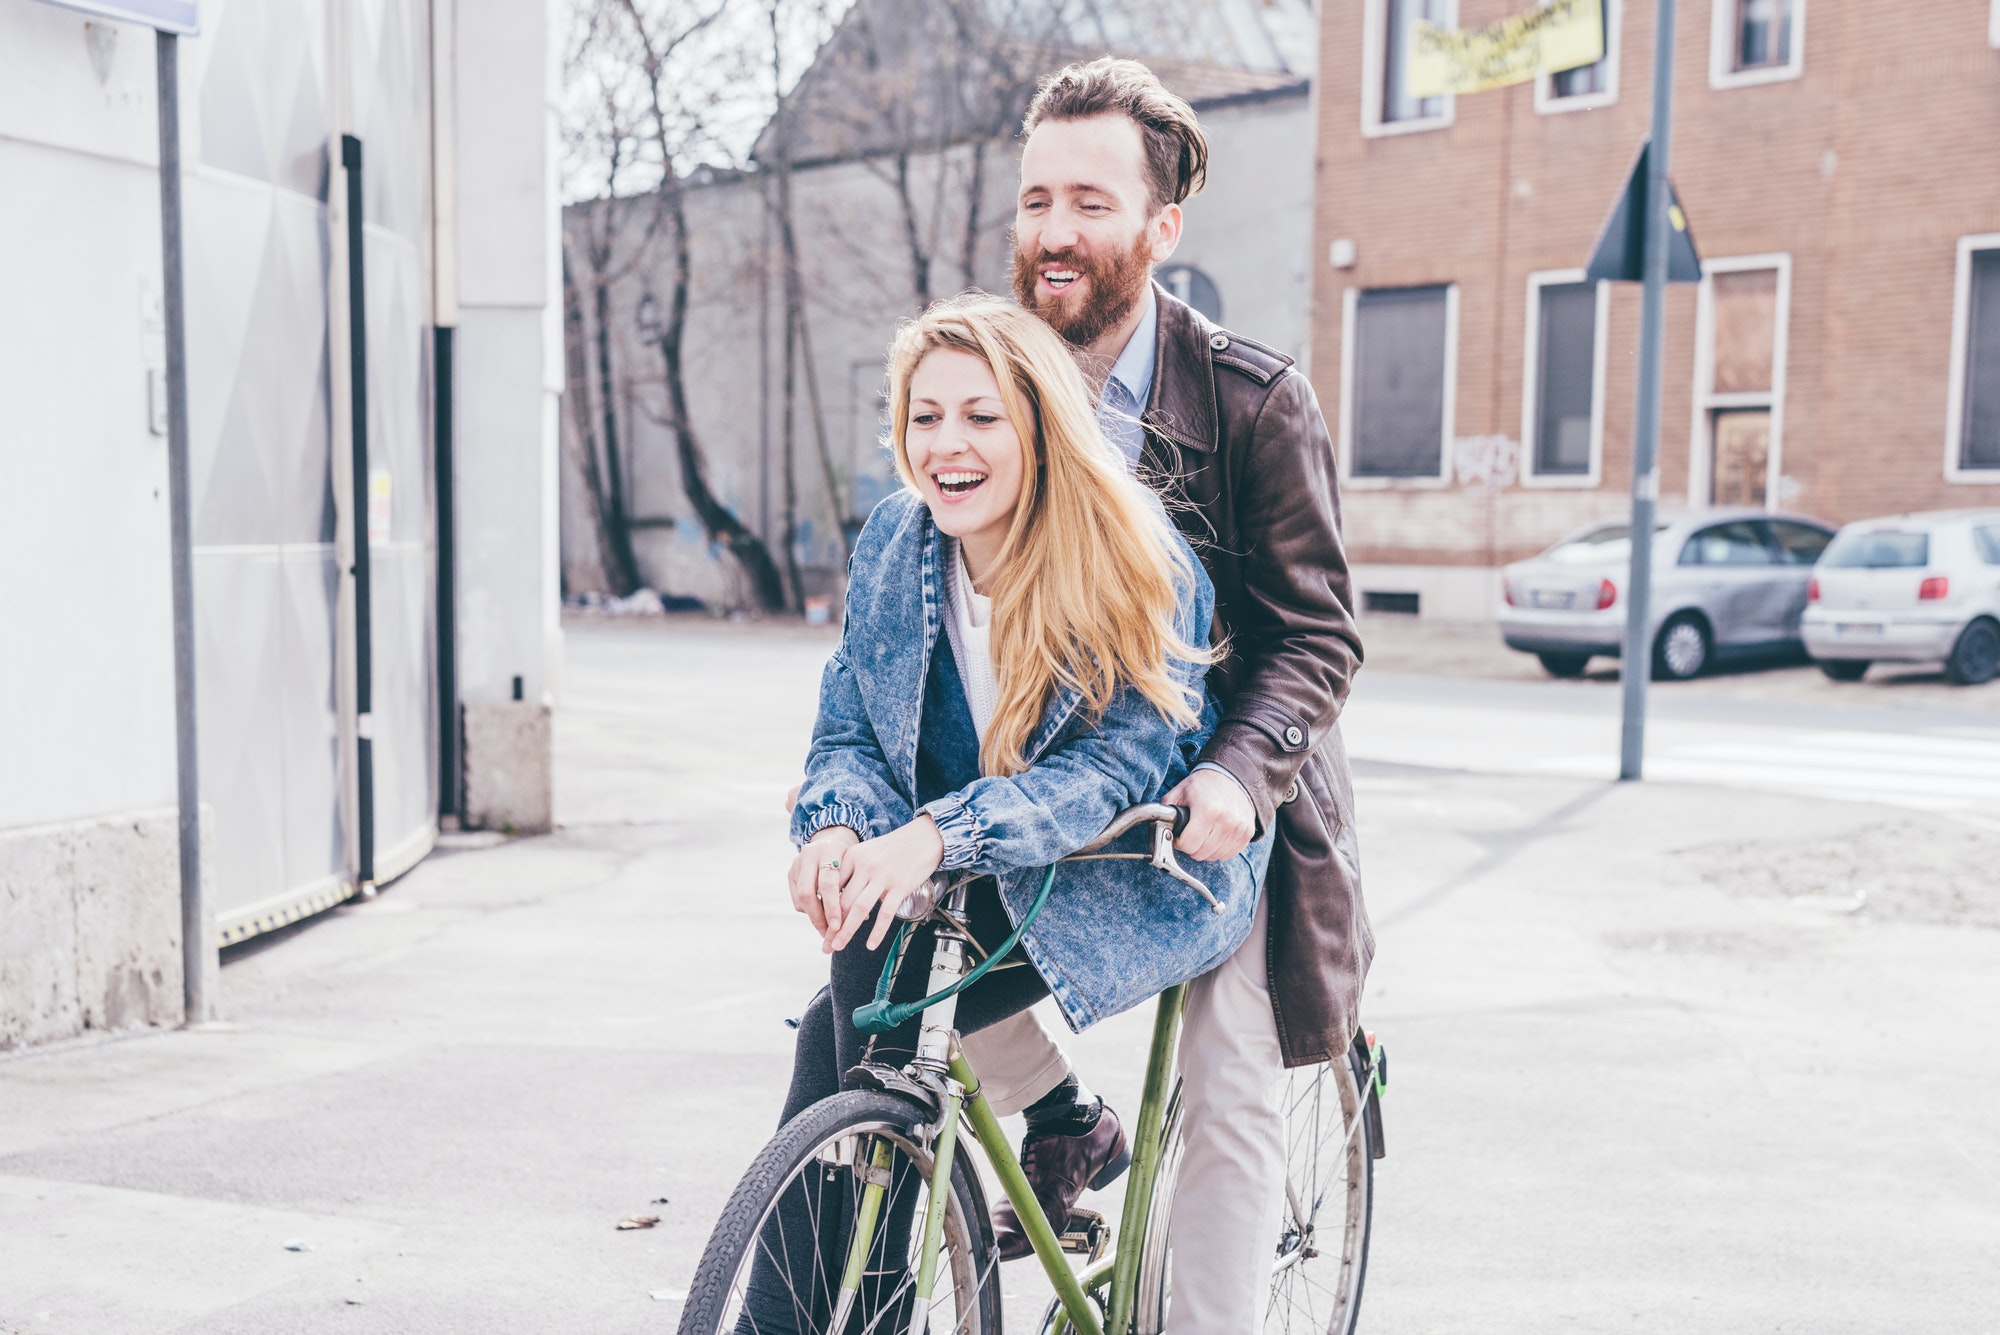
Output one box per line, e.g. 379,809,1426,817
1946,235,2000,482
1157,264,1222,323
1690,255,1791,508
1341,284,1457,483
1364,0,1454,136
1539,0,1619,112
1710,0,1805,87
1523,272,1608,485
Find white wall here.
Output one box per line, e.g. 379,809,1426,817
0,5,178,829
1176,90,1315,365
456,0,563,705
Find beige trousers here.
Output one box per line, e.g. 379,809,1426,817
958,897,1288,1333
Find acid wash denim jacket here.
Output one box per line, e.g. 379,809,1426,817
791,488,1273,1031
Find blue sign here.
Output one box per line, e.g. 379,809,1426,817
31,0,198,35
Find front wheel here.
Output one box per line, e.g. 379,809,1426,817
1946,619,2000,686
1652,613,1711,681
677,1090,999,1335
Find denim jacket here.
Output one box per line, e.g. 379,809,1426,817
791,489,1273,1030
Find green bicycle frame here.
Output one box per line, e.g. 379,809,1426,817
833,806,1205,1335
942,983,1187,1335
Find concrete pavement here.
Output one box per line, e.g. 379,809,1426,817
3,617,1997,1333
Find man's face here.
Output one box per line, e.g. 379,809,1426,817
1013,114,1182,348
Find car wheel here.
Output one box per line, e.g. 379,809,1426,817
1817,660,1869,682
1652,613,1710,681
1945,618,2000,686
1537,652,1591,678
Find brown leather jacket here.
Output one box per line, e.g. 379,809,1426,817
1138,285,1373,1068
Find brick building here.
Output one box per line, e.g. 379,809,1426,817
1309,0,2000,619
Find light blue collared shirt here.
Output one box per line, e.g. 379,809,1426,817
1094,286,1250,809
1097,286,1158,467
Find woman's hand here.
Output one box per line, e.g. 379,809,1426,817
828,816,946,953
789,826,861,939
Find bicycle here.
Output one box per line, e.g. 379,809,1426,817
678,804,1387,1335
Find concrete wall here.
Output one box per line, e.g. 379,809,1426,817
0,810,202,1050
1310,0,2000,600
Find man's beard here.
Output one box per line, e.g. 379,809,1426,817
1011,234,1153,348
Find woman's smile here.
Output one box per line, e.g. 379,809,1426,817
931,469,989,499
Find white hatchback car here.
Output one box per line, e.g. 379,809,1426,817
1802,510,2000,685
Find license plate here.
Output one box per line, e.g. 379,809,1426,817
1531,590,1575,610
1834,622,1885,638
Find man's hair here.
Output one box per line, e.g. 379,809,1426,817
1022,58,1209,210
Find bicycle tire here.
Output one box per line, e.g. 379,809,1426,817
677,1090,1001,1335
1127,1045,1376,1335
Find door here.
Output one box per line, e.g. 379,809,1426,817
1679,520,1782,645
1710,409,1770,507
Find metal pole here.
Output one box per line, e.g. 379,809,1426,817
434,325,458,818
156,31,208,1023
341,133,376,888
1618,0,1679,781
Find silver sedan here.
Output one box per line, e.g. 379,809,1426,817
1497,508,1838,679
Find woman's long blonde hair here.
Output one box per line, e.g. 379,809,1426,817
886,293,1210,776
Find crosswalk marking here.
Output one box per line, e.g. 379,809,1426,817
1535,730,2000,812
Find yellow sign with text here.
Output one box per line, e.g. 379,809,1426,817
1408,0,1605,98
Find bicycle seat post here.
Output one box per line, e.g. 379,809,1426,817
911,880,970,1077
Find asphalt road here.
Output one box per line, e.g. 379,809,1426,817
2,618,1995,1334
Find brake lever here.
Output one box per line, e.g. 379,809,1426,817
1150,821,1225,915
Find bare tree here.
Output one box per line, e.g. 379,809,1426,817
564,0,787,609
618,0,788,610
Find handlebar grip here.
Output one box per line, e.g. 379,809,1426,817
1168,805,1191,838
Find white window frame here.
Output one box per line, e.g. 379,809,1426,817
1709,0,1807,90
1991,0,1999,50
1945,233,2000,484
1362,0,1458,138
1535,0,1622,114
1686,253,1792,510
1521,270,1610,488
1338,283,1459,489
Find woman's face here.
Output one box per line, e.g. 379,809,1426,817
904,348,1028,558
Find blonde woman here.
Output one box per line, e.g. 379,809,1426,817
740,295,1271,1327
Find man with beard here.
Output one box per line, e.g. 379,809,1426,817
957,58,1372,1332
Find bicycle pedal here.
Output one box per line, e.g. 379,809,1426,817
1058,1208,1108,1260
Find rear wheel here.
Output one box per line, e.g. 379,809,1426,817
1536,652,1591,679
1817,660,1869,682
1126,1040,1377,1335
677,1091,998,1335
1946,619,2000,686
1652,613,1711,681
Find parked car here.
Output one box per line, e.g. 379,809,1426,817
1801,510,2000,686
1497,508,1837,680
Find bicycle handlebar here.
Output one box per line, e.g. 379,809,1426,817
858,804,1212,1035
1065,803,1191,857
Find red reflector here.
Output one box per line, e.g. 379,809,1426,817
1596,579,1617,610
1807,578,1820,603
1503,579,1517,607
1919,576,1949,601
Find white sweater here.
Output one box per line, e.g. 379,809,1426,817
942,540,998,741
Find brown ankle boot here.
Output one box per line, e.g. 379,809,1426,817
990,1103,1130,1260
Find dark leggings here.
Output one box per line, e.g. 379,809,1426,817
742,878,1049,1334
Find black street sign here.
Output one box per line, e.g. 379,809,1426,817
1585,141,1701,284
